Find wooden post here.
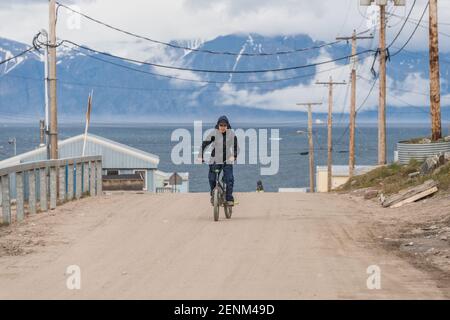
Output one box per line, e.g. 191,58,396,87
89,161,95,196
39,167,48,212
49,0,58,159
316,77,346,192
67,163,74,200
58,164,66,202
379,4,387,165
16,172,25,222
429,0,442,141
307,105,315,193
28,170,37,215
296,102,322,193
75,162,82,199
327,80,333,192
83,162,89,194
337,31,373,178
1,175,11,225
50,166,57,209
96,161,102,196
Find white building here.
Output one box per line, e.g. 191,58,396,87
0,133,189,193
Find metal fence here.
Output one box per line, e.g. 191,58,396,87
397,141,450,164
0,156,102,225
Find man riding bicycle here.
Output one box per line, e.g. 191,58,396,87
198,116,239,207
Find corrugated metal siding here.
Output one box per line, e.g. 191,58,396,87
20,139,157,169
397,141,450,164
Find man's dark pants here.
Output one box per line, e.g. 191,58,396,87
209,164,234,201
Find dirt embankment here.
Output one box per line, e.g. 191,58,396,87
344,189,450,290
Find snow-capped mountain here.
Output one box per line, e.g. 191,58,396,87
0,34,449,123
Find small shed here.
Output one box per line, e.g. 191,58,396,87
316,165,376,193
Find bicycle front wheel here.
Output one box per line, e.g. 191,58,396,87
213,188,220,222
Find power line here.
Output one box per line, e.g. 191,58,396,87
386,0,417,49
56,1,344,57
357,74,429,97
60,43,355,85
390,1,430,58
57,39,374,74
389,12,450,38
0,47,36,66
335,75,379,146
1,58,354,91
389,11,450,27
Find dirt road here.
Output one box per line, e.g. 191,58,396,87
0,192,446,299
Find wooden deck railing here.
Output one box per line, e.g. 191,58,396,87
0,156,102,225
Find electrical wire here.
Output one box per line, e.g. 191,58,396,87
56,39,374,74
56,1,344,57
386,0,417,49
389,12,450,38
57,42,368,85
0,47,36,66
390,1,430,58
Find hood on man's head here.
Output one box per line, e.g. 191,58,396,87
215,115,231,129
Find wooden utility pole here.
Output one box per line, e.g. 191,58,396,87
296,102,322,193
379,4,387,165
316,77,346,192
360,0,406,164
337,30,373,178
49,0,58,159
429,0,442,141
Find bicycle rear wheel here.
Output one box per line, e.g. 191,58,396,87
213,188,220,221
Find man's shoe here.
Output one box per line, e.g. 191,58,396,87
226,200,234,207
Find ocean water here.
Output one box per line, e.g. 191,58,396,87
0,123,448,192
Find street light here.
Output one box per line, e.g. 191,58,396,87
360,0,405,5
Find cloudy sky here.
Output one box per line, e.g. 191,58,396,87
0,0,449,113
1,0,448,52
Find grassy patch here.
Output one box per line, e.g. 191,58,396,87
338,160,450,195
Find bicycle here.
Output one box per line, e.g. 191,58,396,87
211,165,233,222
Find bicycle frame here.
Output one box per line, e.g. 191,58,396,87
213,167,226,206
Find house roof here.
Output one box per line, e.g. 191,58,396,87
0,133,159,169
65,134,160,165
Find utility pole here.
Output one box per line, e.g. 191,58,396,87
360,0,406,164
316,77,346,192
336,30,373,178
39,29,50,158
379,3,387,165
49,0,58,159
429,0,441,141
296,102,322,193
